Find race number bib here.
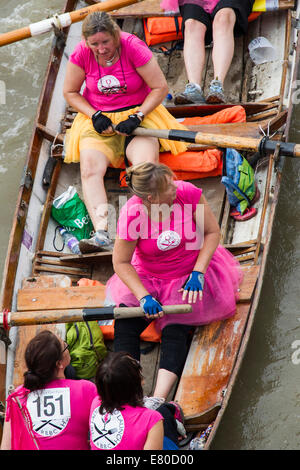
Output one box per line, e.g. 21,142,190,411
90,407,125,449
27,388,71,437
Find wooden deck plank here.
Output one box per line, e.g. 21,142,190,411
12,276,71,388
16,265,257,310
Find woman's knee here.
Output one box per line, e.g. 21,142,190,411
184,18,206,38
159,324,194,375
126,137,159,165
213,8,236,32
80,150,109,180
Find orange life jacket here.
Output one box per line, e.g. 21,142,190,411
143,17,183,46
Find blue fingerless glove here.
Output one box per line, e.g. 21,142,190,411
140,295,162,315
182,271,205,292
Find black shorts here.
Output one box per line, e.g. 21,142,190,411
179,0,255,45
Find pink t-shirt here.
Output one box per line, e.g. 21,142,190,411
69,32,153,111
7,380,98,450
89,397,163,450
118,180,203,279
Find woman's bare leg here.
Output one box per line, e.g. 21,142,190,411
80,149,110,232
211,8,236,83
183,19,207,86
126,136,160,165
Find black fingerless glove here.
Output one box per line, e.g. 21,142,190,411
115,113,141,135
92,110,113,133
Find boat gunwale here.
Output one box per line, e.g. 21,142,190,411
0,1,298,448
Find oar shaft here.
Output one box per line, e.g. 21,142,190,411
132,127,300,158
0,0,139,47
1,304,192,327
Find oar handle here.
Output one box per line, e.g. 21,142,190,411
1,304,192,327
0,0,140,47
132,127,300,158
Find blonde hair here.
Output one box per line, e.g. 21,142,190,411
82,11,121,43
126,162,175,200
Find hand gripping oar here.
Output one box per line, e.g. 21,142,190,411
0,304,192,328
131,127,300,158
0,0,140,47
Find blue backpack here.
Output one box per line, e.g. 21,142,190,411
221,148,256,215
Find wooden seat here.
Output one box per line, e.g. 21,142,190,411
17,265,258,311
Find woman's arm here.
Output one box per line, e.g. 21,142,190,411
0,419,11,450
135,56,169,116
63,62,96,118
112,236,150,301
180,194,220,303
143,420,164,450
193,194,221,273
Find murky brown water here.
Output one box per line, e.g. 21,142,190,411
0,0,299,450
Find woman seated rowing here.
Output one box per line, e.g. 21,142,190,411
1,330,97,450
63,11,187,253
106,162,242,404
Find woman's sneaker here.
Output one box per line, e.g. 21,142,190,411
79,230,114,253
206,79,226,104
174,83,206,105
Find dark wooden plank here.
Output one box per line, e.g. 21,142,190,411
166,102,279,118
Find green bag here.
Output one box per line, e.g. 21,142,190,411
51,186,94,241
66,321,107,379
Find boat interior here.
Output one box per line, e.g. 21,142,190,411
1,0,299,448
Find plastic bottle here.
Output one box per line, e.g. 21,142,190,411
58,227,81,254
162,93,173,106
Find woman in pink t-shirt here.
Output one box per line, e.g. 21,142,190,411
106,162,242,402
63,11,188,254
89,351,164,450
1,330,97,450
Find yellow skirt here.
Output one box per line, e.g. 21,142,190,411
64,104,188,166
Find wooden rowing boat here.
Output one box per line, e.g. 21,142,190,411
0,0,299,450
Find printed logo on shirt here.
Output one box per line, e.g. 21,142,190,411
90,407,125,449
157,230,181,251
26,388,71,438
97,75,120,92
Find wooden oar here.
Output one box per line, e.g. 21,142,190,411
0,304,192,327
132,127,300,158
0,0,140,47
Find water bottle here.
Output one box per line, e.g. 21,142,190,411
162,92,173,106
58,227,81,254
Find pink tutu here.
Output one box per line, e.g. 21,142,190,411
106,245,242,331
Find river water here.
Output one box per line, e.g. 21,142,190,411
0,1,299,450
